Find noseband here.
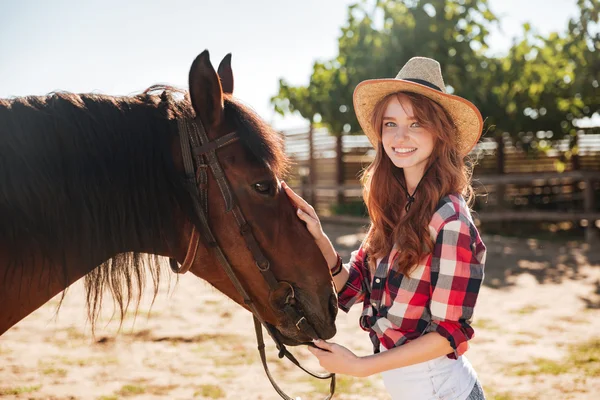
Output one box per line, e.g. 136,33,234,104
169,118,335,400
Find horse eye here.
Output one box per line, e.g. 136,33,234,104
253,182,272,195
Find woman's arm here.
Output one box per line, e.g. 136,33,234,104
359,332,455,376
314,233,350,290
309,332,455,377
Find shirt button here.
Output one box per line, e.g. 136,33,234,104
375,278,381,283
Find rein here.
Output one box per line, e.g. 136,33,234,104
169,118,336,400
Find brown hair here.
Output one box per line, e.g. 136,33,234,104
361,92,474,275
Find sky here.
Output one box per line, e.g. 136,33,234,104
0,0,583,130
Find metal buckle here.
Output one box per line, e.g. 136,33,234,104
295,316,306,330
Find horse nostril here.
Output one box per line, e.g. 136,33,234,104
329,292,338,318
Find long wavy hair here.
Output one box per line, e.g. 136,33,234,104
361,92,474,275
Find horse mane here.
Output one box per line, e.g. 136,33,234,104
0,86,288,329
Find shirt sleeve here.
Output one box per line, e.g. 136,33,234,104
428,216,486,359
336,245,369,313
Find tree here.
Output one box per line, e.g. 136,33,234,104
273,0,599,183
272,0,498,136
486,0,600,156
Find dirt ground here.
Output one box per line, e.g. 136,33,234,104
1,222,600,400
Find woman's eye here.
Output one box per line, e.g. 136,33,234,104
253,182,272,195
384,121,396,127
410,122,421,128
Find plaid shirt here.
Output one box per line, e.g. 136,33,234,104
337,194,486,359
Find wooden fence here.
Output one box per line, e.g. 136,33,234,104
281,127,600,242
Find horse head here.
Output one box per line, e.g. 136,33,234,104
168,50,338,344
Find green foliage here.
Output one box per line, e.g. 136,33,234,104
330,200,368,217
272,0,599,153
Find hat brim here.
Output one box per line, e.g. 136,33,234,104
353,79,483,156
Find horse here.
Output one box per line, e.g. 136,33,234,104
0,50,338,359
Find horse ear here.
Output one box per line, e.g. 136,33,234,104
189,50,224,129
217,53,234,95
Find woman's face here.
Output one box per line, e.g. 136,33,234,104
380,95,435,174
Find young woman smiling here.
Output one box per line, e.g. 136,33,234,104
283,57,487,400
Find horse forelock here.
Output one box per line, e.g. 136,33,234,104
224,97,290,177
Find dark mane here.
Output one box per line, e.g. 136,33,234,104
224,97,289,176
0,86,287,327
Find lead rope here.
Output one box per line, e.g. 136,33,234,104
254,317,336,400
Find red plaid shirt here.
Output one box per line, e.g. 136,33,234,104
337,194,486,359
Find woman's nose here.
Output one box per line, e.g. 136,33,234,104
394,127,408,141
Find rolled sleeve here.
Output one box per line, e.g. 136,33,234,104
336,246,368,313
428,217,486,359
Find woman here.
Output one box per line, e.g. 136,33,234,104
282,57,487,399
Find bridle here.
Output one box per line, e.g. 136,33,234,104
169,117,336,400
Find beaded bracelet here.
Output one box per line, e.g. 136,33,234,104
330,253,343,277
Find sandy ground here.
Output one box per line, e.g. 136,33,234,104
1,222,600,400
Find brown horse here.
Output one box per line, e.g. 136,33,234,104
0,50,338,349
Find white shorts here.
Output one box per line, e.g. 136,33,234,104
380,349,478,400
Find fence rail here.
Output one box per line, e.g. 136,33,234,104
282,128,600,242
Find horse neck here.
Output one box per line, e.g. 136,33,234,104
0,93,183,335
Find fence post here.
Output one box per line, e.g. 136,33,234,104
495,134,506,211
336,133,345,205
571,133,581,171
308,124,316,206
583,177,599,244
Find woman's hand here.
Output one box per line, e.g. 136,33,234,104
308,339,366,377
282,181,325,242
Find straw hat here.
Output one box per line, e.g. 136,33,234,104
353,57,483,156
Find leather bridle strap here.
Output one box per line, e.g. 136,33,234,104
185,117,320,339
254,317,336,400
170,117,335,400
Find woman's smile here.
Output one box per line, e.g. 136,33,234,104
392,146,418,155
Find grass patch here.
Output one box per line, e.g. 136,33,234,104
213,346,258,366
512,305,540,315
507,337,600,377
0,385,42,396
306,374,358,394
58,355,119,367
485,387,540,400
568,337,600,377
557,315,589,324
41,366,68,377
117,384,145,396
515,331,543,339
489,394,514,400
472,318,500,330
193,384,225,398
97,396,119,400
510,339,535,346
146,332,243,345
146,384,178,396
64,326,86,340
510,358,571,376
